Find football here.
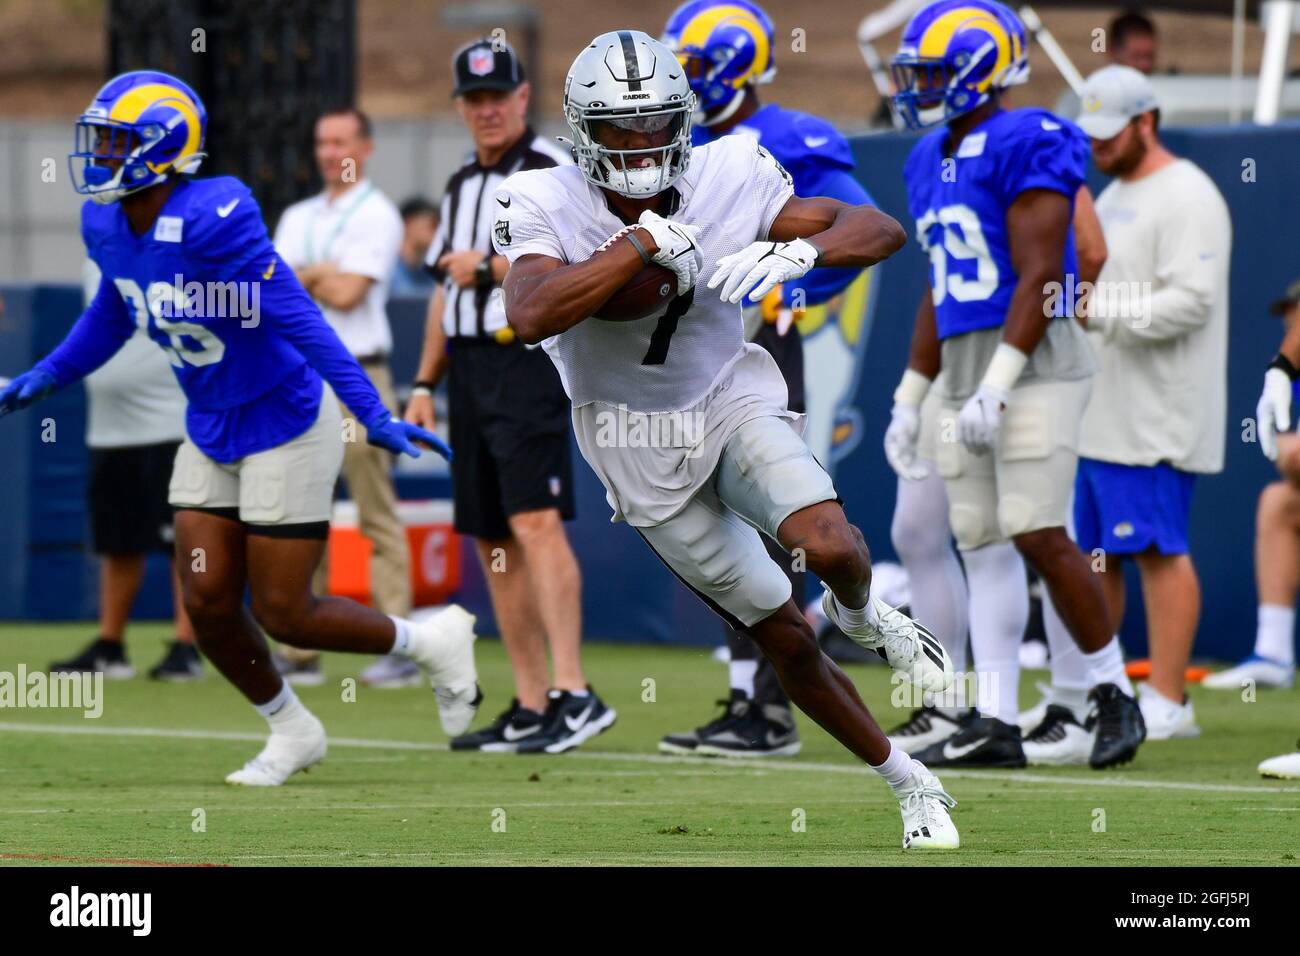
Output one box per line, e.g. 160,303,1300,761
593,261,678,322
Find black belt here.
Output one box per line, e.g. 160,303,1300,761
355,353,389,366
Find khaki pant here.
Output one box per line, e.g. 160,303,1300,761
284,363,411,666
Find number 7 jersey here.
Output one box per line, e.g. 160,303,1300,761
903,107,1089,340
491,134,795,413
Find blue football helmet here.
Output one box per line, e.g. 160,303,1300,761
890,0,1025,130
70,70,207,204
662,1,776,127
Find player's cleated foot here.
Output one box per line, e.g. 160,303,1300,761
1258,742,1300,779
406,605,482,736
451,699,546,752
49,636,135,680
913,715,1026,768
1022,704,1093,766
895,760,959,850
148,640,203,681
1088,683,1145,769
1137,683,1200,740
820,586,953,692
659,690,748,755
517,687,617,755
694,699,801,758
225,711,327,786
886,705,975,752
360,654,423,688
1201,655,1294,690
273,653,324,687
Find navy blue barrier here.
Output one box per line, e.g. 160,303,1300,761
3,119,1298,660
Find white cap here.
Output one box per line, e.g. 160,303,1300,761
1076,65,1159,140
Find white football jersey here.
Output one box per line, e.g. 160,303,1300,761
491,134,796,413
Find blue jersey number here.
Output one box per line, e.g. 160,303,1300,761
917,204,1000,306
113,277,226,368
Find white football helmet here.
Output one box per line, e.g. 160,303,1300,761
562,30,696,198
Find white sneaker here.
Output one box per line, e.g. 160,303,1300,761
225,712,327,786
406,605,481,736
886,706,972,752
1022,704,1093,766
895,760,960,850
1201,656,1294,690
821,587,954,693
1016,682,1054,737
1137,684,1201,740
1259,746,1300,779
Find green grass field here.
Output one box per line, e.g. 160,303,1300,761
1,623,1297,866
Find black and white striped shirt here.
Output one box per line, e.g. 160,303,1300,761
426,128,571,339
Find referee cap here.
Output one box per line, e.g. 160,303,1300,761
453,38,525,96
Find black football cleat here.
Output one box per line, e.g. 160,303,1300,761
659,689,749,755
49,636,135,679
148,640,204,681
694,700,801,757
913,715,1027,768
1088,683,1146,769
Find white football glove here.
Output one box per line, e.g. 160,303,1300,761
636,210,702,294
884,404,929,480
1258,365,1293,461
708,238,819,305
957,382,1008,455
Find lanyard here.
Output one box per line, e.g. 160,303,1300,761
304,182,376,265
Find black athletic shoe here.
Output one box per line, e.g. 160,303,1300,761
450,699,546,752
1088,683,1146,769
659,689,750,754
695,701,801,757
516,687,617,754
49,637,135,679
148,640,203,681
913,715,1027,768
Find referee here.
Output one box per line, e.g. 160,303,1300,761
405,38,612,754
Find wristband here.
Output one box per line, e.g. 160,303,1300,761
411,380,437,398
624,230,652,265
981,343,1029,392
1269,354,1300,381
893,368,933,407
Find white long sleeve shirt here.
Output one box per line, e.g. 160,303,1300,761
1080,158,1232,474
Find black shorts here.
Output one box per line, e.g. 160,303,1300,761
88,441,181,555
448,339,575,539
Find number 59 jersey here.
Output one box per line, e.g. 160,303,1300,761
491,134,796,413
903,108,1089,341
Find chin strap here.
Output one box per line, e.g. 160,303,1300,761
696,88,746,128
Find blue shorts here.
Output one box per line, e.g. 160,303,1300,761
1074,458,1197,556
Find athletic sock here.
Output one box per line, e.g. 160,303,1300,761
254,682,306,728
1256,604,1296,665
729,659,758,698
870,744,915,793
1050,685,1091,725
1041,589,1092,702
832,591,880,629
962,542,1029,726
1082,637,1133,696
389,615,414,655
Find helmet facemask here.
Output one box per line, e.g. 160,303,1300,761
566,98,695,198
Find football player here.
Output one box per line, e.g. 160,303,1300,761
887,0,1145,770
0,71,481,785
493,30,959,850
657,0,879,759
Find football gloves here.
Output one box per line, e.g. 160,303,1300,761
635,210,703,294
1258,363,1294,461
957,382,1008,455
365,414,453,461
884,404,929,480
708,238,819,305
0,368,57,417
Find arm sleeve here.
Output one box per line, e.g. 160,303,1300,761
491,178,567,263
783,166,875,307
1092,198,1226,346
248,252,389,426
34,275,137,388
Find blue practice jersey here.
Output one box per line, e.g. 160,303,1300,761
693,103,874,308
38,176,387,463
902,108,1089,340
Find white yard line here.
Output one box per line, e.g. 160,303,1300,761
2,719,1297,795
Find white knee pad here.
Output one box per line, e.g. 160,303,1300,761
949,502,1000,551
715,416,836,540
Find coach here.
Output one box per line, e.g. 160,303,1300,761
405,39,609,754
1075,66,1232,740
275,107,412,687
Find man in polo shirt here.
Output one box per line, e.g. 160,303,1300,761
274,107,414,687
405,39,612,754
